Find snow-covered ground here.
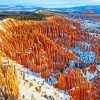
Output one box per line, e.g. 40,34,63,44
82,65,100,81
16,64,70,100
83,70,97,81
84,20,100,29
71,41,96,63
71,47,95,63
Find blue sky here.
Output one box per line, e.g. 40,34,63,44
0,0,100,8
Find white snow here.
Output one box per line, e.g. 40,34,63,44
16,65,70,100
84,71,97,81
83,66,98,81
71,47,95,63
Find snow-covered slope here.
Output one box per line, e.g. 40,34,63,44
17,65,70,100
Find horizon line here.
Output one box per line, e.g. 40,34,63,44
0,4,100,8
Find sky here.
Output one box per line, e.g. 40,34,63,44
0,0,100,8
